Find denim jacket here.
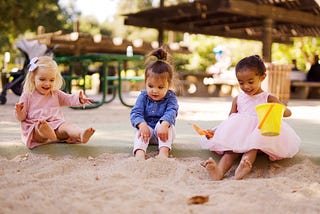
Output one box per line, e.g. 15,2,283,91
130,89,179,129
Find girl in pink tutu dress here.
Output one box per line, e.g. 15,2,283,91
15,56,95,149
200,55,301,180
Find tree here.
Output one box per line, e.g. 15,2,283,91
272,37,320,71
0,0,73,68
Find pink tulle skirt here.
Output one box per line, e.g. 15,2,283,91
199,113,301,161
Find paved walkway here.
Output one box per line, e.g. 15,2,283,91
0,91,319,161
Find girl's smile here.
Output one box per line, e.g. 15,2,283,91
34,68,56,95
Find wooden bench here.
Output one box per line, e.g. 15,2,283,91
291,81,320,99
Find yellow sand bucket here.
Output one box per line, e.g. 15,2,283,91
255,103,285,136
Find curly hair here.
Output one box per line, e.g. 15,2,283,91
235,55,266,76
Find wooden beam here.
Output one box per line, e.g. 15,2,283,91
125,0,320,27
124,16,292,44
223,0,320,27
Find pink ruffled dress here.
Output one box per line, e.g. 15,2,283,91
199,92,301,160
17,90,81,149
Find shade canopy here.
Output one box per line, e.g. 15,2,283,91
28,30,189,56
124,0,320,62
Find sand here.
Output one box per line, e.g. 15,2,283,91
0,152,319,213
0,92,320,213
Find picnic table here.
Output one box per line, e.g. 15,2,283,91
55,54,144,109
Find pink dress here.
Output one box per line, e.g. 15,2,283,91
17,90,81,149
199,92,301,160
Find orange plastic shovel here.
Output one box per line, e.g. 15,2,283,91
193,124,214,138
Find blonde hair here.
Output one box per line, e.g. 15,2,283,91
23,56,64,93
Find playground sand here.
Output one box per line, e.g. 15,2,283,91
0,92,319,213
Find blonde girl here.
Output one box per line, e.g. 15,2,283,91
15,56,95,149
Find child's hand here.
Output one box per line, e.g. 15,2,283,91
157,121,170,142
79,91,93,105
138,122,150,143
205,130,214,139
15,102,25,121
15,102,24,113
193,124,214,139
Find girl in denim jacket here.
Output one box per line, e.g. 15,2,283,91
130,48,179,160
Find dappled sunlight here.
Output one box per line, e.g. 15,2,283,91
289,105,320,121
0,140,22,147
178,97,232,121
0,121,19,126
176,97,320,122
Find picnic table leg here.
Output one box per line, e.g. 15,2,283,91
71,61,105,109
117,60,134,107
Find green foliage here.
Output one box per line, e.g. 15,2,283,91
272,37,320,71
0,0,72,69
173,35,262,72
0,0,71,36
1,0,320,76
78,15,101,35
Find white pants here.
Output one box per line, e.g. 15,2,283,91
133,122,175,154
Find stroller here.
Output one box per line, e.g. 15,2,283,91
0,39,53,104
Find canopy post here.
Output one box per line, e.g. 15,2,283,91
157,0,165,46
262,18,273,62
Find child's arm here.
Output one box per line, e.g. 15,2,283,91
228,96,238,115
57,90,91,107
159,93,178,126
158,93,178,142
130,93,150,143
267,95,291,117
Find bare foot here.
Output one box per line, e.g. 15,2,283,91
235,158,252,180
37,120,57,141
80,128,95,143
201,157,223,181
135,149,146,160
156,147,170,159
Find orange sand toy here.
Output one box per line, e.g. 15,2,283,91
193,124,214,138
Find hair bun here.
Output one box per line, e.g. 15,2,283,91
152,48,167,61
